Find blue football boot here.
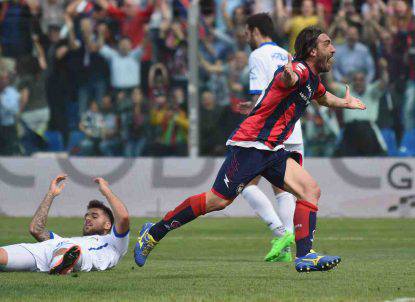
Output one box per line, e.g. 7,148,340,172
295,250,341,273
134,222,158,267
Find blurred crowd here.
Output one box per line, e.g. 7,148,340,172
0,0,413,157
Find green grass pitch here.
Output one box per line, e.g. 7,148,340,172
0,217,414,302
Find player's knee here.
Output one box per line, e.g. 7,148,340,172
0,248,8,266
299,181,320,204
306,182,321,204
206,193,232,212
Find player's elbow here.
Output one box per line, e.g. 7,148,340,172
29,224,40,238
118,214,130,228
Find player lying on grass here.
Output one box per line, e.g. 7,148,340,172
134,26,366,273
0,175,130,275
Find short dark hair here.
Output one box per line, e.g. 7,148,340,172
294,26,325,61
87,200,114,226
246,13,274,38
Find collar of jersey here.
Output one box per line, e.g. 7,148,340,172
259,42,277,48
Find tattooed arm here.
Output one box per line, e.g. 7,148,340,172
29,175,67,242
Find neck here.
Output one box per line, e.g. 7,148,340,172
256,37,273,48
304,59,318,75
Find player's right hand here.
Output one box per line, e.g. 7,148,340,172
49,174,67,197
94,177,112,196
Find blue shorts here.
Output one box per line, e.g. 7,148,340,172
211,146,302,200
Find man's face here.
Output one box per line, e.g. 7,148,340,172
245,25,257,50
346,27,359,46
48,28,60,43
301,0,314,17
83,208,111,236
119,38,132,56
314,33,336,73
201,92,215,110
235,51,247,68
352,72,366,94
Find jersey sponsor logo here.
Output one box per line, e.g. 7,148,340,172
224,174,230,188
301,255,324,266
299,84,313,104
236,183,245,194
271,52,287,62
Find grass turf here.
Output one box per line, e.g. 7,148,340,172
0,217,414,302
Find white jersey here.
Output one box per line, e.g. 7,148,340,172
249,42,303,145
19,226,129,272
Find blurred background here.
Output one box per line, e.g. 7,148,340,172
0,0,413,158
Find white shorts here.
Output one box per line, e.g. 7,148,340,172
284,143,304,157
1,245,37,272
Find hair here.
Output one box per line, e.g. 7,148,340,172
246,13,275,38
87,200,114,226
294,26,325,61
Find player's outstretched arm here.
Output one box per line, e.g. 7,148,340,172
316,85,366,110
94,178,130,235
29,174,67,242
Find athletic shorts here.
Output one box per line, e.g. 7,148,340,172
211,146,302,201
1,244,37,272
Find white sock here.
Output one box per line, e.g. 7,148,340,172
275,191,296,233
242,185,286,237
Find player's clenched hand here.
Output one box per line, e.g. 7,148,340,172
344,85,366,110
281,54,298,88
238,101,254,115
48,174,67,197
94,177,112,196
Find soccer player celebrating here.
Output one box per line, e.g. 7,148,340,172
135,26,365,272
240,13,303,263
0,175,130,274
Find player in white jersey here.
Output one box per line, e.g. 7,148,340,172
0,175,130,275
239,13,304,262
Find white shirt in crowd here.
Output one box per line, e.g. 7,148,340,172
249,42,303,145
20,226,129,272
0,86,20,127
99,45,143,89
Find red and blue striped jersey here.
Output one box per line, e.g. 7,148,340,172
227,60,326,150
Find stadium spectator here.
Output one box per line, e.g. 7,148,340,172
228,50,249,100
276,0,325,52
99,95,120,156
149,94,189,156
98,24,144,93
0,0,36,58
333,26,375,84
67,18,108,116
79,101,104,156
17,34,49,135
0,71,20,155
39,0,65,32
0,0,413,158
215,0,246,33
148,63,169,103
122,88,150,157
199,90,225,156
97,0,154,92
333,59,389,156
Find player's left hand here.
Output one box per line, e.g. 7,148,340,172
94,177,112,195
344,85,366,110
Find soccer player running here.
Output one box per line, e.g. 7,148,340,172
240,13,303,263
135,26,366,272
0,175,130,275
